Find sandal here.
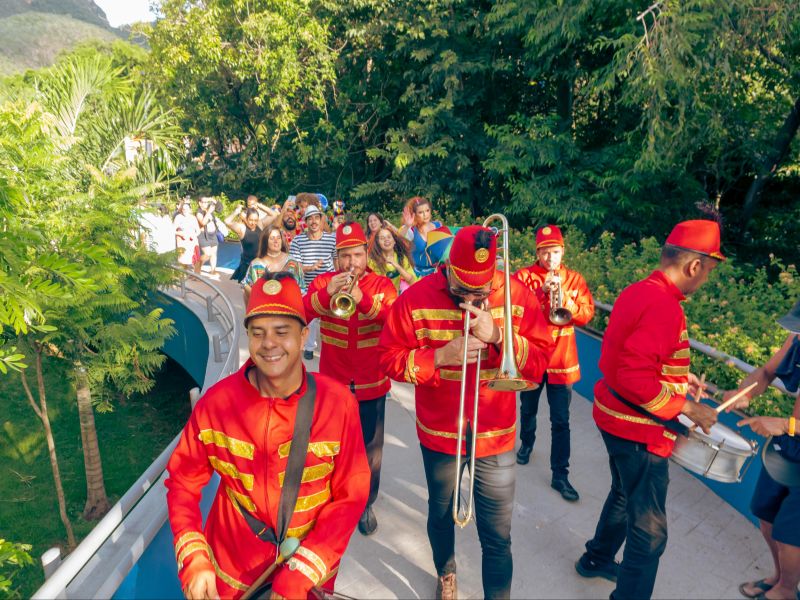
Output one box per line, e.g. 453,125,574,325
738,579,774,599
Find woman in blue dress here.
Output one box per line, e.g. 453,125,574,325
399,197,442,277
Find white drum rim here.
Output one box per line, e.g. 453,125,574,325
676,413,753,453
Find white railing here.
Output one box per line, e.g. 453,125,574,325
33,270,241,600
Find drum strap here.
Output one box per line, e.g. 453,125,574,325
233,373,317,546
607,386,690,437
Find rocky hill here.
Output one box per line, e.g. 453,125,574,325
0,1,125,75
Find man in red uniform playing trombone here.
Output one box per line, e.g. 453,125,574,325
166,272,369,599
304,220,397,536
378,225,555,599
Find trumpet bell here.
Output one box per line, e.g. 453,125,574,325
331,293,356,318
550,307,573,326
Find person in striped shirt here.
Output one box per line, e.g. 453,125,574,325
289,204,337,360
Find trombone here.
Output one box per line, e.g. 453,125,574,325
330,270,358,318
453,213,537,528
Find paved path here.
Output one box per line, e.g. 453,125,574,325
198,267,772,600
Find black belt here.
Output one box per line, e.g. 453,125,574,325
606,385,690,437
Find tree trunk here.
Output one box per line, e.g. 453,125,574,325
741,95,800,229
20,350,77,549
75,363,111,520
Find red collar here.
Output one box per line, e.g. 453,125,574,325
648,270,686,302
240,359,308,401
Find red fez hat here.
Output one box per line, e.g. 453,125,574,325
245,275,307,327
536,225,564,249
448,225,497,288
665,220,725,261
336,222,367,250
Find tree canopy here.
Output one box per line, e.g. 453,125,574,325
143,0,800,266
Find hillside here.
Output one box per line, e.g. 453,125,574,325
0,0,111,29
0,11,119,75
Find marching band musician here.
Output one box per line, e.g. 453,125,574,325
304,221,398,537
514,224,595,502
166,272,369,600
575,220,722,600
377,225,555,600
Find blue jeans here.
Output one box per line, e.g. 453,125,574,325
519,373,572,478
584,430,669,600
420,445,516,600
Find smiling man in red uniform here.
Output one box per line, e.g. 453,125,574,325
378,225,554,600
304,220,397,536
575,220,722,600
166,272,369,600
514,224,594,502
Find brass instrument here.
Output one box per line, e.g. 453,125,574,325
330,271,358,318
548,270,573,326
453,213,537,528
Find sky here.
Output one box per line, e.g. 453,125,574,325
94,0,157,27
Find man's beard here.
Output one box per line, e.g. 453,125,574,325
284,219,296,229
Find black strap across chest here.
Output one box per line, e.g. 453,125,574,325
606,385,690,437
235,373,317,546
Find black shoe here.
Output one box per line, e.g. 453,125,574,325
551,477,579,502
303,350,314,360
516,444,533,465
357,506,377,536
575,553,618,582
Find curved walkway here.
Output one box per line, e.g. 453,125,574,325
202,263,771,599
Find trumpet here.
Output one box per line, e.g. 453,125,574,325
547,270,573,326
330,271,358,318
453,213,537,528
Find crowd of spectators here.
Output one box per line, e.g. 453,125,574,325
138,192,453,321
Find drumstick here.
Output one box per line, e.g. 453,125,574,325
688,381,757,432
694,373,706,403
714,381,757,413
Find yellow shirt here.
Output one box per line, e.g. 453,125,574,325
368,255,417,292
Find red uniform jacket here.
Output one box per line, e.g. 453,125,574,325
166,363,369,599
304,270,397,401
593,270,690,457
514,263,594,384
378,268,555,457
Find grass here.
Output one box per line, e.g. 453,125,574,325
0,355,194,598
0,11,118,75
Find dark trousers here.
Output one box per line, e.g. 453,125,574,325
584,430,669,600
519,373,572,478
420,445,516,600
358,395,386,508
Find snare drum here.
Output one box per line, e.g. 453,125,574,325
670,414,758,483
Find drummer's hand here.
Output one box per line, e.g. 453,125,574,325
722,387,753,412
269,593,285,600
681,401,718,434
184,569,219,600
687,372,710,402
460,302,500,344
737,416,788,437
326,271,352,295
434,335,486,367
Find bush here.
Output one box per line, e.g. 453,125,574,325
510,228,799,417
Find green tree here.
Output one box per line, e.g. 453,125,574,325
0,539,33,599
2,45,181,526
144,0,337,193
